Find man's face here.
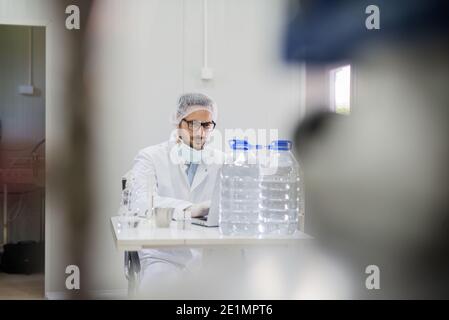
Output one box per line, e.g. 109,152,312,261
178,108,214,150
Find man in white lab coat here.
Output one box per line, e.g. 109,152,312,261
129,93,222,292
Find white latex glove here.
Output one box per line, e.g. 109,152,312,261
186,200,211,218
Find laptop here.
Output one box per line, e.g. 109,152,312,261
191,177,220,227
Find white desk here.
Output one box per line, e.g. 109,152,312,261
110,216,312,251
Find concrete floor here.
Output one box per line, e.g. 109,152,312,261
0,272,44,300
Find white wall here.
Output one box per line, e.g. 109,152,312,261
0,26,45,163
2,0,305,297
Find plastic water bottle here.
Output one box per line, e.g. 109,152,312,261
118,173,143,218
219,139,260,235
259,140,301,234
119,176,134,217
117,173,142,228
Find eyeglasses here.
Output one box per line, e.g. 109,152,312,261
181,119,216,131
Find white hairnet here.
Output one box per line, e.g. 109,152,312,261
171,93,217,126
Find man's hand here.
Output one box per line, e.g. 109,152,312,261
186,200,211,218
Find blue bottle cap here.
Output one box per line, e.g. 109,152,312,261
267,140,292,151
229,139,250,150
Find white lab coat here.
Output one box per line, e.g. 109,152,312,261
129,139,222,284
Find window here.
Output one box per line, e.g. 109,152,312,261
330,65,351,115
